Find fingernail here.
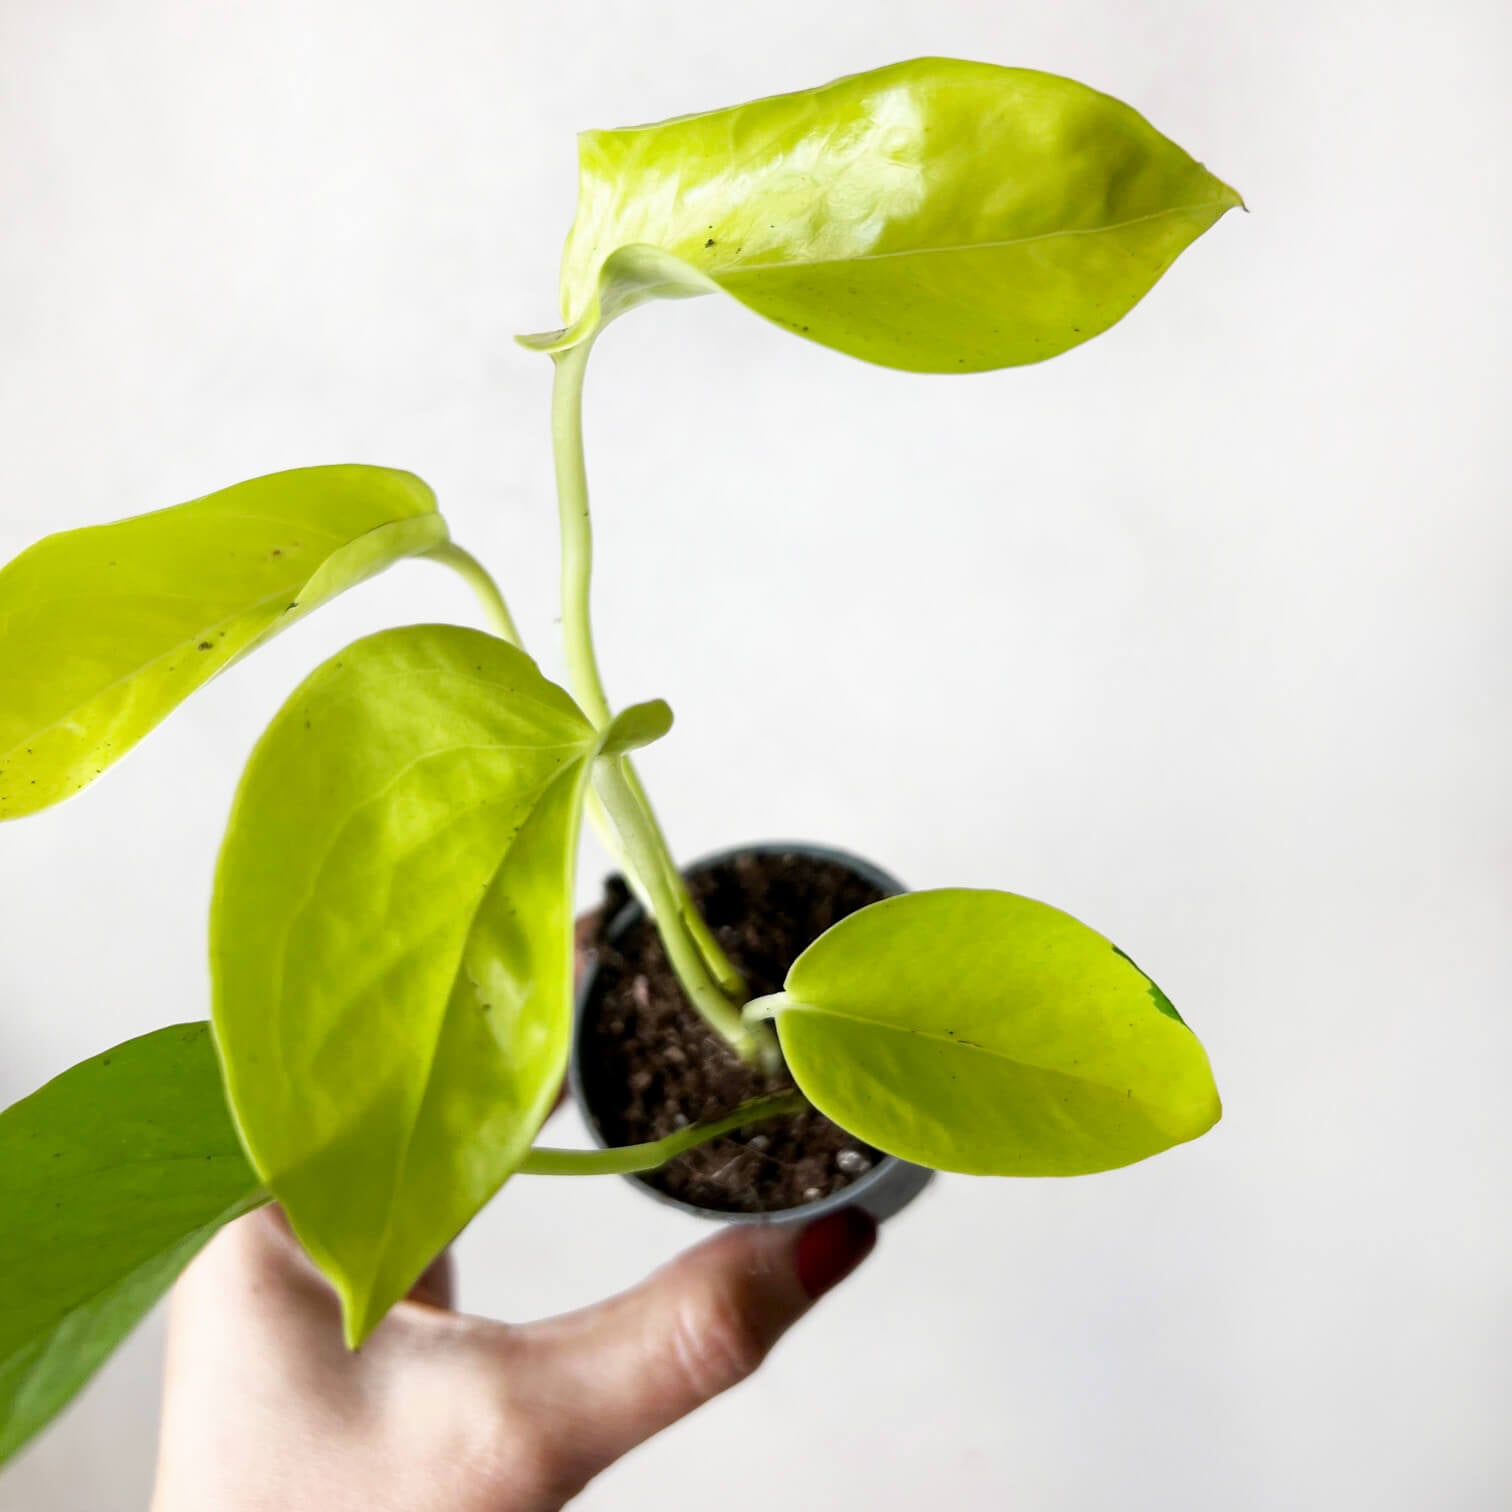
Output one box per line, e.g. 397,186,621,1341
794,1207,877,1299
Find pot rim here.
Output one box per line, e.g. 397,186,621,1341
570,839,929,1225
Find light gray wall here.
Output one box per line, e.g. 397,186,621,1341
1,1,1507,1507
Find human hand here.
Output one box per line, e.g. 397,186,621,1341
148,1199,873,1512
150,907,876,1512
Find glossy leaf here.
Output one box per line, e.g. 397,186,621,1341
0,1025,263,1465
212,625,599,1345
764,889,1220,1175
526,57,1241,371
0,465,447,818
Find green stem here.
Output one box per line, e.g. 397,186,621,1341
427,517,735,1002
426,459,750,1047
549,341,750,1003
551,341,612,726
620,763,746,998
427,542,523,647
596,756,778,1070
741,992,792,1023
427,540,669,943
519,1090,804,1176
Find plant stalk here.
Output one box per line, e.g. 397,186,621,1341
549,340,753,1013
595,754,779,1070
426,542,523,646
429,524,739,1003
428,542,669,921
518,1089,805,1176
550,340,613,727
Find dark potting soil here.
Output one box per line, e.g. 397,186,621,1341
578,850,889,1214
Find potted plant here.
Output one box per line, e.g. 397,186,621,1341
0,56,1240,1468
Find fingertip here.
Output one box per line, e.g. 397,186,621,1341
794,1207,877,1300
506,1205,878,1485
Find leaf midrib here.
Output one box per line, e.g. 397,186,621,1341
610,200,1234,288
256,739,588,1111
0,586,298,767
358,757,588,1335
0,1149,253,1193
0,513,438,768
778,995,1164,1103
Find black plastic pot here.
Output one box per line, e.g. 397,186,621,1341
571,841,935,1226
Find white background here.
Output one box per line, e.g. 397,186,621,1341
1,1,1508,1507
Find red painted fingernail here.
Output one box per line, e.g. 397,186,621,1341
794,1207,877,1299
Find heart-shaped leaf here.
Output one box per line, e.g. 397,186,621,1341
0,1024,264,1466
0,465,448,818
759,889,1220,1175
525,57,1241,371
212,625,604,1344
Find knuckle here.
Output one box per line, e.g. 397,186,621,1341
672,1281,770,1399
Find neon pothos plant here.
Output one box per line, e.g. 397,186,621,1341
0,59,1239,1464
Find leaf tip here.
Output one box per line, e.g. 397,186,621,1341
1172,1053,1223,1146
340,1287,382,1352
1183,1081,1223,1147
1211,171,1247,214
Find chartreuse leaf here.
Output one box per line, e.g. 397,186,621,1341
758,890,1220,1175
525,57,1241,371
599,696,673,756
0,465,447,818
212,625,605,1346
0,1025,264,1466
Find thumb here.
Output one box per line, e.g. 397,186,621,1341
518,1208,876,1482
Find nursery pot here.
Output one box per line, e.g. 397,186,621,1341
571,841,934,1225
